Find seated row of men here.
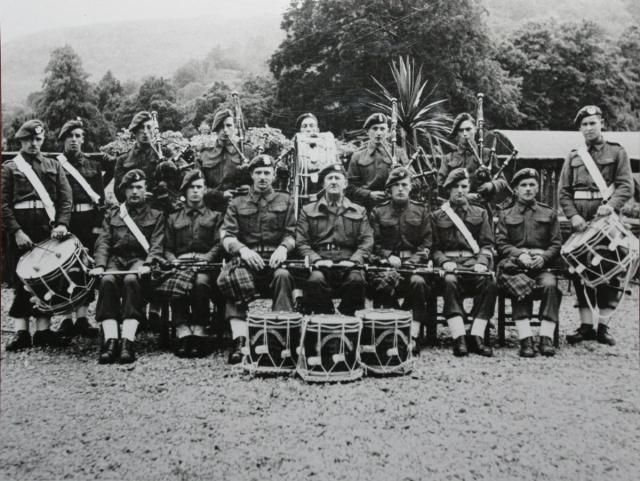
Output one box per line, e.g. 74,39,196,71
3,105,629,366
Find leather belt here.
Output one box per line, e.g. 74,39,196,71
395,250,415,259
574,191,603,200
14,200,44,209
73,203,94,212
254,245,277,254
318,243,337,251
444,250,474,258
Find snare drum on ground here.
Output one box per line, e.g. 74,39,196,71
243,311,303,374
296,314,363,383
356,309,414,375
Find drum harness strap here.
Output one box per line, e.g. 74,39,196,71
119,204,150,253
57,154,101,204
576,147,614,201
12,153,56,222
440,202,480,255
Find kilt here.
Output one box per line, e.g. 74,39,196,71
497,258,537,301
153,269,197,300
216,257,257,304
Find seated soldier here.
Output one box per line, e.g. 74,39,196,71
218,155,296,364
91,170,164,364
496,168,562,357
163,170,223,358
369,167,432,352
431,167,497,357
296,163,374,316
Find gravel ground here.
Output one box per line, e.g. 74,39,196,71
1,286,639,481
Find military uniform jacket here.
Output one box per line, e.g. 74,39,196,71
346,141,409,206
558,137,633,221
196,139,253,207
438,142,509,199
164,204,223,262
63,151,105,206
93,202,164,268
113,143,161,202
220,188,296,256
370,200,432,264
2,151,73,235
495,199,561,266
431,201,494,267
296,196,373,264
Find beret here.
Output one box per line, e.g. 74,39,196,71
128,111,152,132
443,167,469,191
385,166,412,189
179,169,205,193
248,154,275,172
119,169,146,190
318,163,347,185
58,118,84,141
15,119,45,140
511,168,539,187
574,105,602,126
212,109,233,132
450,112,475,139
363,113,389,130
296,113,318,131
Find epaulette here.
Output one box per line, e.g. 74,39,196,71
409,199,423,206
605,140,621,147
378,200,391,207
536,201,553,210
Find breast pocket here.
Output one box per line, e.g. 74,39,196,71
341,211,364,241
532,214,552,245
504,214,524,244
172,219,191,247
378,217,399,240
196,217,218,245
268,202,289,231
403,213,424,243
237,206,258,233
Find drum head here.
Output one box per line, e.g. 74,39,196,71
356,309,412,321
16,237,79,280
248,311,302,322
305,314,359,325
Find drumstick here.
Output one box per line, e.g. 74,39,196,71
91,269,146,276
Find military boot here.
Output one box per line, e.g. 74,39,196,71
519,337,536,358
566,324,596,345
597,324,616,346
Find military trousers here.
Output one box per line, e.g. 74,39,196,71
225,268,294,321
303,268,366,316
441,272,497,321
372,274,431,324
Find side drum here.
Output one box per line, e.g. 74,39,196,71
296,315,363,383
356,309,414,375
243,311,303,375
16,235,95,314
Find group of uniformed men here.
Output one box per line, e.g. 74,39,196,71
2,104,633,365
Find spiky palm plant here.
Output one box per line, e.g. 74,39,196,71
366,56,453,158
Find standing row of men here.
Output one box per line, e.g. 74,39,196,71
2,104,633,365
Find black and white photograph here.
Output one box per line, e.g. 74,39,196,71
1,0,639,480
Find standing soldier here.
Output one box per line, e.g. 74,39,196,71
369,167,432,351
347,113,409,210
113,111,161,202
559,105,633,346
297,163,374,316
90,170,164,364
218,155,296,364
196,108,253,213
3,120,73,350
55,118,104,339
163,170,224,358
496,168,563,357
438,113,509,210
431,168,497,357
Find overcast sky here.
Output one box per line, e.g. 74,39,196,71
1,0,292,42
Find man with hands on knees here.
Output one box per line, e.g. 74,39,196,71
218,155,296,364
3,120,73,351
91,170,164,364
296,163,374,316
431,168,497,357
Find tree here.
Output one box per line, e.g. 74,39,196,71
237,75,278,128
269,0,522,135
35,45,110,149
613,25,640,129
180,81,232,130
96,71,124,112
497,19,631,130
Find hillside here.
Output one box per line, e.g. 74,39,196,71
1,14,283,106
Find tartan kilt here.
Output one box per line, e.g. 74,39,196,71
152,269,197,300
216,257,257,304
496,258,537,301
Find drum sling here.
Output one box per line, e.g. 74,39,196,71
57,154,101,204
12,153,56,222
